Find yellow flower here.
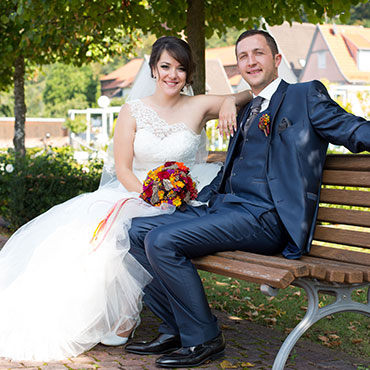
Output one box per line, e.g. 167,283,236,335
173,197,182,207
158,190,165,199
176,181,185,188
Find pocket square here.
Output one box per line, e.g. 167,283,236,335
278,118,292,134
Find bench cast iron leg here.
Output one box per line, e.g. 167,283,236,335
271,278,370,370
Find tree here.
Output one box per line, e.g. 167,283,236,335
0,0,142,156
43,64,98,117
347,2,370,27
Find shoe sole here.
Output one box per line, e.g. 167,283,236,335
126,346,181,356
156,349,225,368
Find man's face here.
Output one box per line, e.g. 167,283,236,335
236,34,281,95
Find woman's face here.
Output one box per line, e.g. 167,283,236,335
153,50,187,96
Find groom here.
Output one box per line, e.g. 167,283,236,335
126,30,370,368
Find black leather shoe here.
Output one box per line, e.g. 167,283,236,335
125,333,181,355
155,332,225,368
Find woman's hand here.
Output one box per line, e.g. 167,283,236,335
218,96,237,138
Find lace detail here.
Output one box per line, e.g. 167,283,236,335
128,99,197,139
127,99,202,178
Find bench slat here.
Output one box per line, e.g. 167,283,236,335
214,251,309,278
192,255,294,289
314,225,370,249
322,170,370,187
300,256,365,283
317,207,370,227
320,188,370,207
309,244,370,269
324,155,370,171
206,152,227,163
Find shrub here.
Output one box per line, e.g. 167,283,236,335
64,115,88,134
0,147,103,231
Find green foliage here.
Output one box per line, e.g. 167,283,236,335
0,91,13,116
345,2,370,27
64,115,88,134
109,97,126,107
0,63,101,119
0,147,103,231
206,28,241,49
43,63,99,117
133,0,368,40
0,0,141,88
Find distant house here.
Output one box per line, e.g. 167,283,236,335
205,58,233,94
205,45,238,80
267,22,316,80
301,24,370,117
301,24,370,84
100,58,144,98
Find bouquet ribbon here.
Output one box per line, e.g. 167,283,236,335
90,197,135,252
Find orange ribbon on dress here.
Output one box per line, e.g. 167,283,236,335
90,197,135,252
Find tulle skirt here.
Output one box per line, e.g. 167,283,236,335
0,161,221,361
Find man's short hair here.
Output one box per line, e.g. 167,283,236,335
235,30,279,57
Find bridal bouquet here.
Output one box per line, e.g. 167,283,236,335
140,161,198,209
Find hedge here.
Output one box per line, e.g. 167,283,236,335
0,147,103,231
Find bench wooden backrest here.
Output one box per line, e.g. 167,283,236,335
207,152,370,265
310,154,370,266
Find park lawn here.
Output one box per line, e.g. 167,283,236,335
200,270,370,362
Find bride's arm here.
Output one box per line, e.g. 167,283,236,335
113,104,143,193
193,89,252,136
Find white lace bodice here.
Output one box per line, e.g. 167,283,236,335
128,99,202,178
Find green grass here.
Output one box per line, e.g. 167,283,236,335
200,271,370,363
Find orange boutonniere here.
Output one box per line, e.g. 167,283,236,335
258,114,270,136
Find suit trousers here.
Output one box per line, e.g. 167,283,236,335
128,196,288,347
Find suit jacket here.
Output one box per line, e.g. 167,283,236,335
198,80,370,258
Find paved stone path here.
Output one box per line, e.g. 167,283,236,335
0,306,368,370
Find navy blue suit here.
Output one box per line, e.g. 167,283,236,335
129,80,370,346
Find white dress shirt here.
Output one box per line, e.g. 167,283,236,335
254,77,282,111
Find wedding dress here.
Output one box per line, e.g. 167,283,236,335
0,99,221,361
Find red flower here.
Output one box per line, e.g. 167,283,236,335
158,171,171,180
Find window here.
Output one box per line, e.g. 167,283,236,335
318,51,326,69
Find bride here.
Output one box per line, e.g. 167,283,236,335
0,36,251,361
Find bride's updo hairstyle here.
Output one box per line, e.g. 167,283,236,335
149,36,196,85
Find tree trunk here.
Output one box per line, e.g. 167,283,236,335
187,0,205,95
13,55,26,156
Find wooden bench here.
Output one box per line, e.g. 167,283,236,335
194,152,370,370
